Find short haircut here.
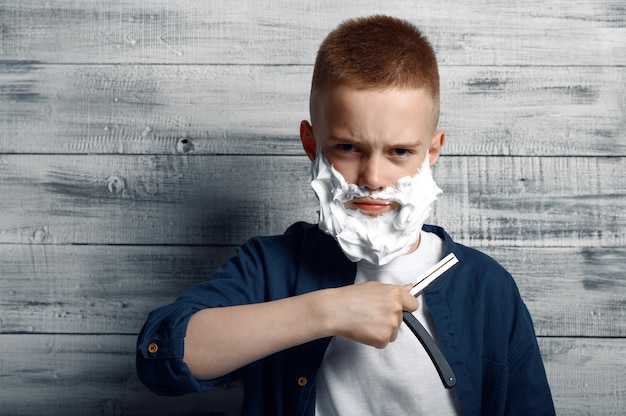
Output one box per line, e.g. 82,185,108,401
310,15,440,123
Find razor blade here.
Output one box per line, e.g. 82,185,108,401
410,253,459,297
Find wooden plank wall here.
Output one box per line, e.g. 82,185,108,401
1,1,624,414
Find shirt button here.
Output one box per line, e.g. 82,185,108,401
147,342,159,354
297,376,308,387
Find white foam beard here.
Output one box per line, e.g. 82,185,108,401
310,149,442,266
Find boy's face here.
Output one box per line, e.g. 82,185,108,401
301,86,445,217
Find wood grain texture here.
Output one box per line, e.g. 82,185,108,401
540,337,626,416
0,334,242,416
0,334,625,415
0,244,624,337
0,155,624,246
1,0,624,414
0,245,236,335
1,64,624,156
1,0,624,66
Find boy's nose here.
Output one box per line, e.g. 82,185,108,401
358,156,388,191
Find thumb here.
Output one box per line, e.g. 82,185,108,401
401,284,419,312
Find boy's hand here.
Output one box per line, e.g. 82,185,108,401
322,282,419,349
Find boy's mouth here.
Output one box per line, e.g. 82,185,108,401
345,197,401,216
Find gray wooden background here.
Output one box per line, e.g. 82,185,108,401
1,1,625,415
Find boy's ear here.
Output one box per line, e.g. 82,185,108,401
428,130,445,167
300,120,317,161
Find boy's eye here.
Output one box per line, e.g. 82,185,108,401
391,148,410,157
336,144,357,152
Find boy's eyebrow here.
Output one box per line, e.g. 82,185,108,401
327,135,359,143
326,135,349,142
327,136,424,148
388,141,424,149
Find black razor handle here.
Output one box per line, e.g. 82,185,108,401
402,310,457,389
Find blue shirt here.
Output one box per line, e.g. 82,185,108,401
137,222,555,415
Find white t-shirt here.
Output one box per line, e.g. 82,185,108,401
315,231,461,415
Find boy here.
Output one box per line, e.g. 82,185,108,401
137,15,555,415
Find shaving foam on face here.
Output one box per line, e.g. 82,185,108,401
310,149,442,266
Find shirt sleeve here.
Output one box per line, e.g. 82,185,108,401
135,236,273,396
504,306,556,415
136,302,227,395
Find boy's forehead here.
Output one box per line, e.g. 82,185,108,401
311,85,438,130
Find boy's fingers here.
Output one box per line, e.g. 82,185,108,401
401,284,419,312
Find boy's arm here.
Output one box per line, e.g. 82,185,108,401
183,281,418,380
137,224,417,394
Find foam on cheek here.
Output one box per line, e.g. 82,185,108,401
310,149,442,265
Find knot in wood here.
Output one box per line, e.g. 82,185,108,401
33,228,49,244
176,137,195,154
107,176,125,194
